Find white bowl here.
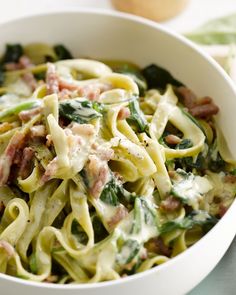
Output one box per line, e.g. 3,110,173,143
1,9,236,295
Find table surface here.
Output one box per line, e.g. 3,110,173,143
1,1,236,294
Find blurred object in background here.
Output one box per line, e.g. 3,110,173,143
111,0,189,22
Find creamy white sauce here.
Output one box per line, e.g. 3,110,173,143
173,171,213,209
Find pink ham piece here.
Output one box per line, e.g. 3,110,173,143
46,63,59,95
118,107,130,120
18,107,42,122
0,132,25,186
107,206,128,230
18,147,35,179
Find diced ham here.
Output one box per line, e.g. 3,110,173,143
4,63,22,71
118,107,131,120
59,79,78,91
107,206,128,230
22,72,37,91
4,55,34,71
76,84,101,101
93,145,114,162
70,123,95,137
58,80,112,101
189,103,219,118
145,237,171,256
0,240,14,257
160,196,181,212
5,56,37,91
176,86,219,118
175,86,197,109
46,63,59,95
18,147,35,179
164,134,181,145
86,155,110,198
30,125,46,138
40,157,58,184
19,56,34,68
58,89,72,100
0,132,25,186
80,82,112,101
18,107,42,121
197,96,213,105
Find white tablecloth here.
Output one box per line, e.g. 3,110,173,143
1,1,236,294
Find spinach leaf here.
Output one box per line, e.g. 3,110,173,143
128,99,148,132
117,239,141,265
160,210,218,234
71,219,88,245
170,169,213,208
230,168,236,176
208,140,226,172
2,44,23,63
132,198,142,234
34,71,46,81
59,99,103,124
185,13,236,45
180,153,206,171
100,177,121,206
92,215,108,243
131,197,158,234
208,151,226,172
54,45,73,60
141,64,184,90
175,136,207,172
176,138,193,150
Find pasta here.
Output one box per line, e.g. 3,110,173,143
0,43,235,284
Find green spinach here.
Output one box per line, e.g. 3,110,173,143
208,140,226,172
141,64,184,90
131,197,158,234
117,239,141,265
59,99,103,124
100,177,121,206
128,99,148,132
2,44,23,63
71,219,88,245
160,210,218,234
54,45,73,60
176,138,193,150
92,215,108,243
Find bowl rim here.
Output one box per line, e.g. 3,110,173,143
1,7,236,290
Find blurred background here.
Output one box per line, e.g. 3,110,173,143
0,0,236,32
1,1,236,294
